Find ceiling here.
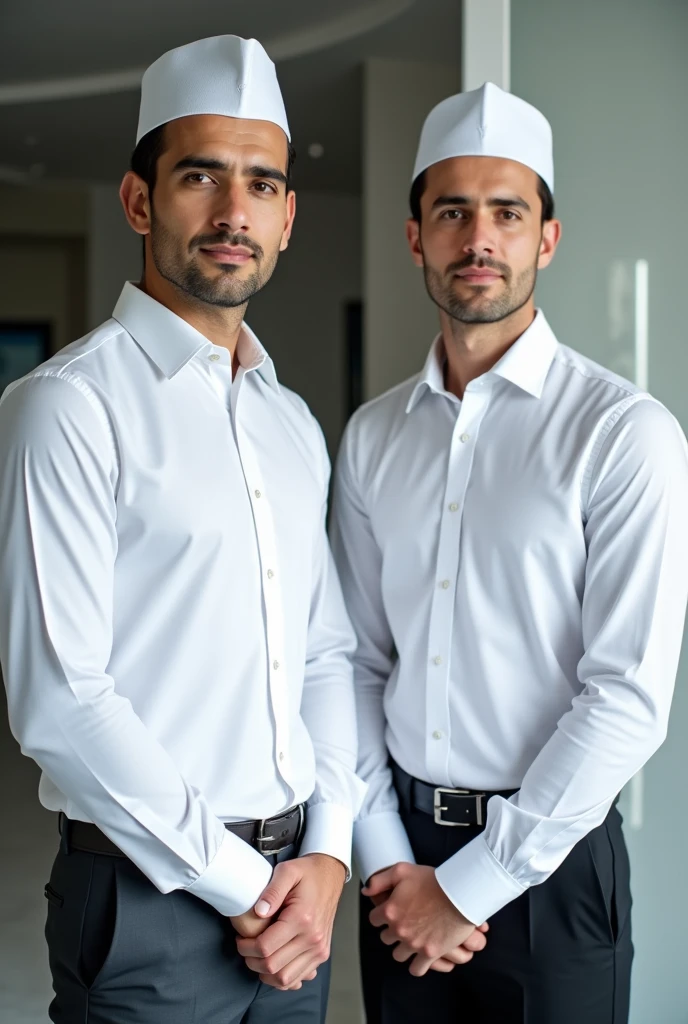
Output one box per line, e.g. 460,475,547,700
0,0,461,194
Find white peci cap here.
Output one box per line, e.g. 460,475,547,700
412,82,553,192
136,35,290,144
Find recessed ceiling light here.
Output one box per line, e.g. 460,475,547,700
308,143,324,159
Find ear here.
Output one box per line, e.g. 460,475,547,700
537,218,561,270
279,190,297,252
120,171,152,238
406,218,424,268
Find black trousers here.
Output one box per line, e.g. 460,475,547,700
44,838,330,1024
360,772,633,1024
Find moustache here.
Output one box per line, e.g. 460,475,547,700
446,256,510,277
190,232,264,260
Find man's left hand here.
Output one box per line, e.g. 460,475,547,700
363,863,477,977
236,853,346,991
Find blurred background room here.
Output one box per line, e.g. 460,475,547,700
1,1,687,1020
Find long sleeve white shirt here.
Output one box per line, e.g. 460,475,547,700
330,310,688,926
0,282,365,918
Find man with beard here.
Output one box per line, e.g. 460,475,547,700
0,36,365,1023
331,83,688,1023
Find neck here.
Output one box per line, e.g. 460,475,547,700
140,267,247,358
441,300,536,399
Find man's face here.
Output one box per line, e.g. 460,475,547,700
407,156,559,324
138,114,294,308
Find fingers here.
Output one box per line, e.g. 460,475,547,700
478,922,490,933
429,958,457,973
243,936,305,977
369,892,389,907
362,863,407,898
460,928,488,953
257,950,321,991
436,944,475,965
254,860,302,919
236,918,298,959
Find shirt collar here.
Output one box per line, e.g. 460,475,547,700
112,282,280,392
406,310,558,413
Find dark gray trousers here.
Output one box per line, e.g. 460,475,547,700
44,842,330,1024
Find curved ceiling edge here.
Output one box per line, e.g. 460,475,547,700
0,0,416,106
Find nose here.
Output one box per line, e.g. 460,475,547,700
212,182,250,235
461,210,495,258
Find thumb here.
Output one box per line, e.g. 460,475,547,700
254,861,299,918
362,867,396,897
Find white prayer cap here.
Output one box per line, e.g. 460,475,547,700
412,82,553,192
136,36,290,145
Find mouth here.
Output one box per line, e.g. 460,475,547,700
199,246,255,265
455,269,503,285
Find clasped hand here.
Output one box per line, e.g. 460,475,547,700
363,863,488,976
231,853,346,991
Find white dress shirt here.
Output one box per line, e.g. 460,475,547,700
331,310,688,926
0,282,365,918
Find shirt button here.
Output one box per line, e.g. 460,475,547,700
459,433,470,443
267,569,274,579
254,489,262,499
279,751,285,762
433,655,442,666
432,730,443,740
449,502,459,512
440,579,450,590
273,660,280,670
209,353,220,362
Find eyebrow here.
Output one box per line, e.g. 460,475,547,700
432,194,531,212
172,156,288,186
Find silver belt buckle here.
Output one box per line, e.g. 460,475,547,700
433,787,485,827
256,804,304,856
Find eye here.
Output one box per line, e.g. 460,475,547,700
440,209,464,220
500,210,520,221
184,173,214,184
252,181,278,194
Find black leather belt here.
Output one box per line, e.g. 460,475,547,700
393,762,518,827
59,804,306,859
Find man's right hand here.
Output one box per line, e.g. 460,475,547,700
367,869,489,972
230,909,271,939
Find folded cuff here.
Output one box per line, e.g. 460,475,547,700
435,833,525,925
299,802,354,880
185,827,273,917
353,811,416,885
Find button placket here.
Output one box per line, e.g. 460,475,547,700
233,421,292,792
424,387,491,781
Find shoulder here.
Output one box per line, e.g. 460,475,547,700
0,319,124,452
552,344,640,403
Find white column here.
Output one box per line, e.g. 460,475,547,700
461,0,511,91
362,58,460,400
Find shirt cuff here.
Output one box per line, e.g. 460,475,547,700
185,827,273,917
353,811,416,885
435,833,525,925
299,802,354,879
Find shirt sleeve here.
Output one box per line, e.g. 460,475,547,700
436,397,688,925
297,419,368,876
0,374,272,917
330,418,416,883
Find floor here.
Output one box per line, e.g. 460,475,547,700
0,701,364,1023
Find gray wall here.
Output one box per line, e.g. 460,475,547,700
363,58,460,400
511,2,688,1019
248,190,362,456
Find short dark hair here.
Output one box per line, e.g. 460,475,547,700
130,125,297,196
409,168,555,224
